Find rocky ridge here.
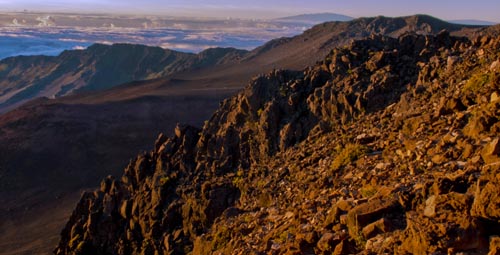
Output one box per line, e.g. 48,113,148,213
242,14,481,70
55,27,500,254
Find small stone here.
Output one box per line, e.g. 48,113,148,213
341,55,350,63
173,229,183,241
472,172,500,221
424,195,436,217
174,124,183,138
447,56,460,72
365,235,384,251
333,240,349,255
471,156,481,164
456,161,467,169
489,236,500,255
491,92,500,103
409,165,415,175
332,224,343,232
461,143,474,159
336,199,355,212
339,214,348,225
268,242,280,250
406,150,412,157
343,172,354,180
304,231,319,244
356,133,376,144
490,60,500,72
427,161,434,168
431,154,446,165
375,163,389,170
316,232,340,252
120,200,129,219
396,149,405,158
362,218,392,239
481,138,500,164
154,133,167,152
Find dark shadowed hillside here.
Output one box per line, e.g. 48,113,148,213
0,77,238,255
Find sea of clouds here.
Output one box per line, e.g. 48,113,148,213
0,24,305,60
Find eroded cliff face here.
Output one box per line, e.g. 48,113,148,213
56,29,500,255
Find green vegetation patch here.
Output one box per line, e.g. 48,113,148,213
463,72,497,93
211,225,231,251
331,143,368,171
360,184,378,198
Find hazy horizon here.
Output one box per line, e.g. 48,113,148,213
1,0,499,22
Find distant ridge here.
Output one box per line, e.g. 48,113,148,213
274,12,354,24
449,19,497,26
0,44,246,112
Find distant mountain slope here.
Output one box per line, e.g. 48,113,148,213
0,44,246,112
274,12,354,24
242,14,483,70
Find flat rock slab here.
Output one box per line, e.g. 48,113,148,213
347,197,400,238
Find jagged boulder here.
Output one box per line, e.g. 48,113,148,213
400,192,482,254
472,165,500,221
346,197,401,239
481,138,500,164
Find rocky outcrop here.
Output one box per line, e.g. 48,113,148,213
56,29,500,254
55,123,239,254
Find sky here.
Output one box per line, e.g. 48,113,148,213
1,0,500,22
